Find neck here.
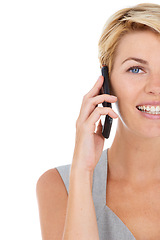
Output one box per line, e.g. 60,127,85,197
108,120,160,186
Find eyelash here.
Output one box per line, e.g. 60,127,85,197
127,66,144,73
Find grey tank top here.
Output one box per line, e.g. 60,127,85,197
56,149,136,240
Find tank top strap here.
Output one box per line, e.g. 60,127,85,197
56,163,71,193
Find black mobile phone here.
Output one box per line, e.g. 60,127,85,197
101,66,113,139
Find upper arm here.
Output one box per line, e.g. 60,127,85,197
36,168,68,240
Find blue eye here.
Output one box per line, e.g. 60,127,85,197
128,66,143,74
131,68,139,73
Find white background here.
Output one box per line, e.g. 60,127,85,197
1,0,160,239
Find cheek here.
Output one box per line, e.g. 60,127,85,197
110,72,144,120
111,75,138,101
111,79,138,118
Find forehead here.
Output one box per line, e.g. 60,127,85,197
115,30,160,61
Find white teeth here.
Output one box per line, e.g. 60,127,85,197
156,106,160,111
137,105,160,114
146,106,150,111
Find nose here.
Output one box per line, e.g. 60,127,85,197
145,73,160,96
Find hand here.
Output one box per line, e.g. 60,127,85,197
72,76,118,173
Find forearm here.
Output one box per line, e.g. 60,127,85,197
62,165,99,240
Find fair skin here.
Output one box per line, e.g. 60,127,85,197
109,30,160,184
106,30,160,239
36,30,160,240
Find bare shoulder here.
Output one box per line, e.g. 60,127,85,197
36,168,68,240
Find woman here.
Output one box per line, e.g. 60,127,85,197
36,3,160,240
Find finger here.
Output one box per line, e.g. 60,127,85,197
91,94,117,107
86,107,118,129
78,94,117,125
86,76,104,98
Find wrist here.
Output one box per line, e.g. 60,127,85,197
70,165,94,190
71,154,95,173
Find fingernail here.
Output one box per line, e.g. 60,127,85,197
113,111,119,118
98,76,103,81
111,95,117,99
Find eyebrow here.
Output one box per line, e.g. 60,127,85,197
122,57,148,65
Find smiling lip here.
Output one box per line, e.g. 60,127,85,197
136,101,160,107
136,101,160,119
136,108,160,119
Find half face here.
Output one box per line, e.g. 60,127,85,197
110,30,160,138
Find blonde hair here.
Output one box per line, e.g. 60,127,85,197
98,3,160,75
